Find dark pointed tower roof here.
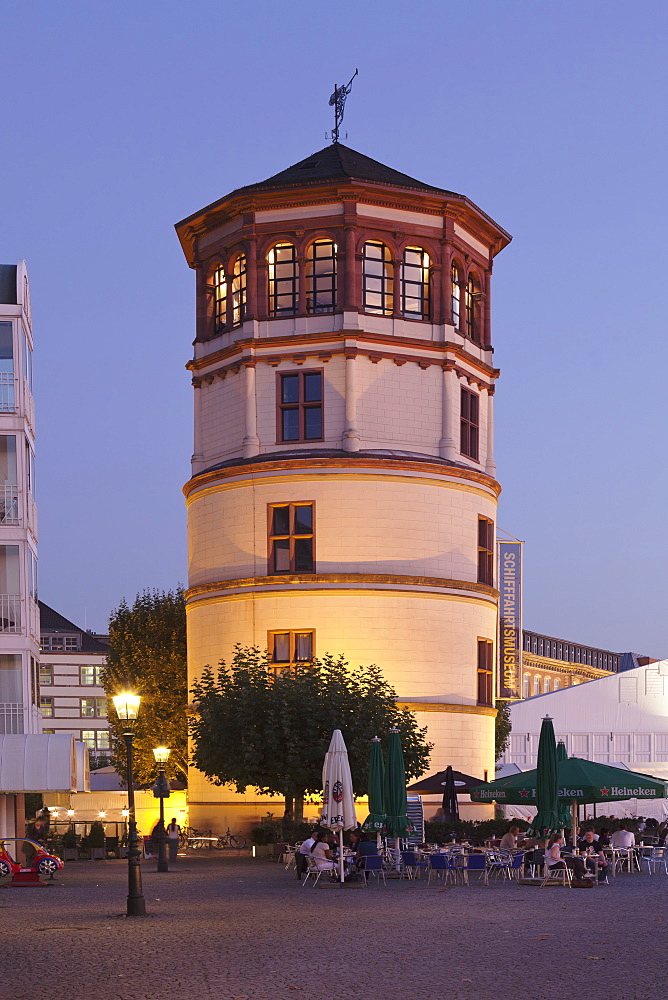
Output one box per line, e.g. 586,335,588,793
235,143,459,197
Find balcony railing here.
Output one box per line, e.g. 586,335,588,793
0,703,24,734
0,485,19,525
0,373,16,413
0,595,21,633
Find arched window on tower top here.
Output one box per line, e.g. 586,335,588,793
362,241,394,315
212,264,227,332
268,243,298,317
306,240,337,314
451,262,462,330
401,247,430,320
232,255,247,327
466,272,481,343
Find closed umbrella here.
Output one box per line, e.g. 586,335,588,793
321,729,358,883
384,729,411,867
556,742,572,830
361,736,386,840
526,716,561,838
441,765,460,824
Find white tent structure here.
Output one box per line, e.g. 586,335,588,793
500,660,668,820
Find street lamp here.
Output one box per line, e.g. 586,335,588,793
152,746,171,873
112,692,146,917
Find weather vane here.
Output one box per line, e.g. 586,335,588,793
328,69,358,144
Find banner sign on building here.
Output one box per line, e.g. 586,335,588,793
498,539,523,700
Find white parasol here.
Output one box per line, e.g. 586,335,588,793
321,729,358,883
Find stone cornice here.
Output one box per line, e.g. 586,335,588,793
185,573,499,603
397,701,497,718
183,453,502,499
521,653,612,680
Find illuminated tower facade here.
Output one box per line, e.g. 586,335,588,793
176,145,511,826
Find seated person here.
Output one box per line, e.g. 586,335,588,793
545,834,589,880
500,825,520,850
577,829,609,882
610,824,636,849
355,833,379,867
310,832,336,871
596,827,611,849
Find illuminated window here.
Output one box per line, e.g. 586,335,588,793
460,388,479,460
39,662,52,686
278,371,323,442
523,674,530,699
82,730,110,750
401,247,430,319
40,696,53,717
306,241,336,313
268,244,298,316
466,273,481,342
362,242,394,315
553,679,560,690
41,635,79,652
213,264,227,331
232,255,247,326
477,639,493,706
544,677,551,693
269,503,314,574
81,697,107,718
451,263,462,329
533,676,540,697
269,630,314,671
80,664,104,686
477,517,494,586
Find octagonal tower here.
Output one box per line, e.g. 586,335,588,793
176,145,511,827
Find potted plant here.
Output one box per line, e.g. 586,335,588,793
61,825,78,861
87,821,106,860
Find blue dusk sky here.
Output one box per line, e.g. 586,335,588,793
1,1,667,653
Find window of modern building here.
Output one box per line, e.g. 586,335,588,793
0,654,22,709
451,263,462,329
28,549,37,603
460,388,479,460
39,662,52,686
40,635,79,652
0,322,15,413
40,696,53,717
477,517,494,586
81,697,107,718
22,327,33,393
401,247,430,319
362,241,394,315
0,436,18,524
268,503,314,574
0,546,20,633
268,630,314,671
268,243,298,316
232,254,247,326
82,729,110,750
278,370,323,442
42,728,55,735
26,442,35,499
80,664,104,685
477,639,493,706
306,241,336,313
212,264,227,331
465,273,481,342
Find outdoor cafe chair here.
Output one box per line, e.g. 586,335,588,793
302,856,333,888
540,863,572,888
362,855,386,886
401,849,429,880
427,853,459,887
640,846,668,875
463,853,489,886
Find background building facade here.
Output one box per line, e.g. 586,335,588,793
177,144,511,828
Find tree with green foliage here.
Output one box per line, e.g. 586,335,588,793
495,699,512,762
104,589,187,785
190,645,432,822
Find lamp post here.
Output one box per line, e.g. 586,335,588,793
152,746,171,873
112,692,146,917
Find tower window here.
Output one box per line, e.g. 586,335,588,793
268,503,315,574
460,388,479,460
477,516,494,586
362,242,394,315
401,247,430,319
268,630,314,672
213,265,227,332
466,273,481,343
451,263,462,329
477,639,493,706
277,370,323,442
306,241,337,314
268,243,298,316
232,255,247,327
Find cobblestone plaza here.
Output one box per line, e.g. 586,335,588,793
1,855,664,1000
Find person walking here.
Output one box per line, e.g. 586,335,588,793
166,818,181,863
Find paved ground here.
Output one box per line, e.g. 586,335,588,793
1,853,666,1000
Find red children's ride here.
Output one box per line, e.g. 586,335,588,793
0,838,64,883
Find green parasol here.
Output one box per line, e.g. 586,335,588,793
384,728,411,838
361,736,386,832
555,741,572,828
556,741,568,761
526,717,561,838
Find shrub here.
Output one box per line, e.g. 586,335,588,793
61,826,77,849
87,821,106,848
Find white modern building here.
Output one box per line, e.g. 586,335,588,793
176,143,512,829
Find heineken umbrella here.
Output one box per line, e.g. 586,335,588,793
407,768,483,795
384,728,411,871
441,765,460,824
361,736,386,836
321,729,358,883
526,717,561,838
